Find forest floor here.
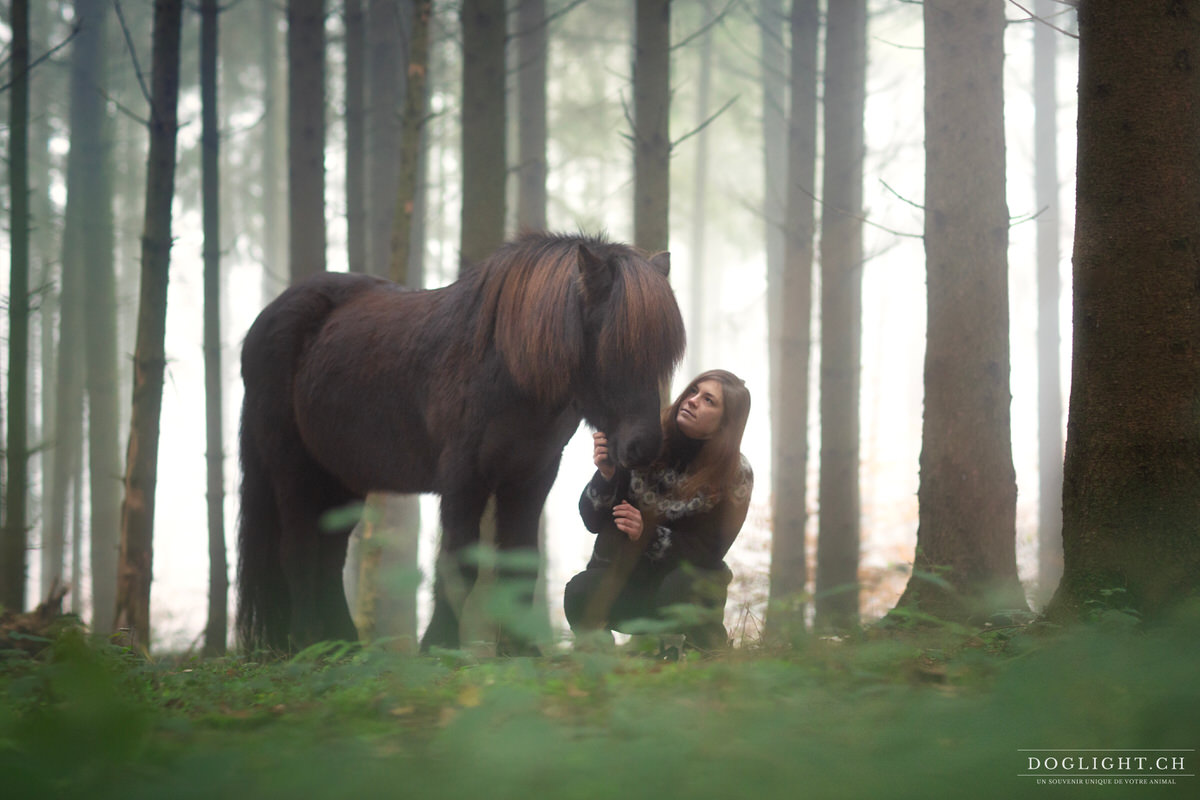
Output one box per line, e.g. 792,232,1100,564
1,602,1198,799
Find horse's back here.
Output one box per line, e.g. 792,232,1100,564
243,272,392,381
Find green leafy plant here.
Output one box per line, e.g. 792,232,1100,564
2,609,1197,799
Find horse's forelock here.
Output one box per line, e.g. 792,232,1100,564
596,252,687,385
483,237,585,405
475,235,685,405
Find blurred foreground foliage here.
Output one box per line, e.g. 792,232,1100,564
2,601,1198,799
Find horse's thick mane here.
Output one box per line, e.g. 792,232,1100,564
471,232,685,405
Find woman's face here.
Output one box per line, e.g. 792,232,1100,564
676,379,725,440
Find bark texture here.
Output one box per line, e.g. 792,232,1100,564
894,0,1026,623
115,0,184,648
1048,0,1200,622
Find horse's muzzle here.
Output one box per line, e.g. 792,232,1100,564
613,429,661,469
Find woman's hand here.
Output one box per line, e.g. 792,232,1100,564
613,501,643,541
593,431,616,481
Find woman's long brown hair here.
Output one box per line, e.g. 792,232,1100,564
657,369,751,499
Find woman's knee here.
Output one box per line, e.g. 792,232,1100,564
657,563,731,610
563,569,600,627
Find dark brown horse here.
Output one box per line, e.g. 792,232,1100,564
237,232,686,653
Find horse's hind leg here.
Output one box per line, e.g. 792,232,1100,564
275,464,359,649
420,484,489,652
317,530,358,643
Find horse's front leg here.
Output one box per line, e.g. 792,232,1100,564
492,465,559,656
420,484,489,652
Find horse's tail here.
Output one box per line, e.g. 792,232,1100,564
235,406,290,653
236,273,385,653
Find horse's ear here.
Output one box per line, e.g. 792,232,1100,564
649,250,670,277
577,243,614,302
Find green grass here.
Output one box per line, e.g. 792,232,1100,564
2,605,1198,799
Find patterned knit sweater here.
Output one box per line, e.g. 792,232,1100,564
579,453,753,572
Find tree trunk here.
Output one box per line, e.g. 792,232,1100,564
894,0,1026,623
346,0,367,274
354,494,421,648
765,0,819,641
261,0,288,300
288,0,327,281
515,0,547,232
391,0,431,282
632,0,670,254
349,0,430,650
814,0,866,632
201,0,228,656
115,0,184,649
3,0,31,611
81,2,120,636
31,1,60,608
366,0,403,276
761,0,786,429
1047,0,1200,622
1033,0,1063,608
460,0,507,265
46,0,102,614
685,7,712,377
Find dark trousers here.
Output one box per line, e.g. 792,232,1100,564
563,560,733,650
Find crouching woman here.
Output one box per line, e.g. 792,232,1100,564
564,369,753,652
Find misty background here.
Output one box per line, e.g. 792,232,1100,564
3,0,1076,649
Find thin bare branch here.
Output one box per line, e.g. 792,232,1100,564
806,181,923,240
1007,0,1078,38
880,178,924,213
671,94,738,150
509,0,588,39
101,87,152,127
0,23,81,94
672,0,740,52
619,90,636,137
114,0,154,107
1010,205,1048,227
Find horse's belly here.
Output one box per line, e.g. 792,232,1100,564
293,361,438,496
300,415,437,496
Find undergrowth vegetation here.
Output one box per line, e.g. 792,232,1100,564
2,602,1198,799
